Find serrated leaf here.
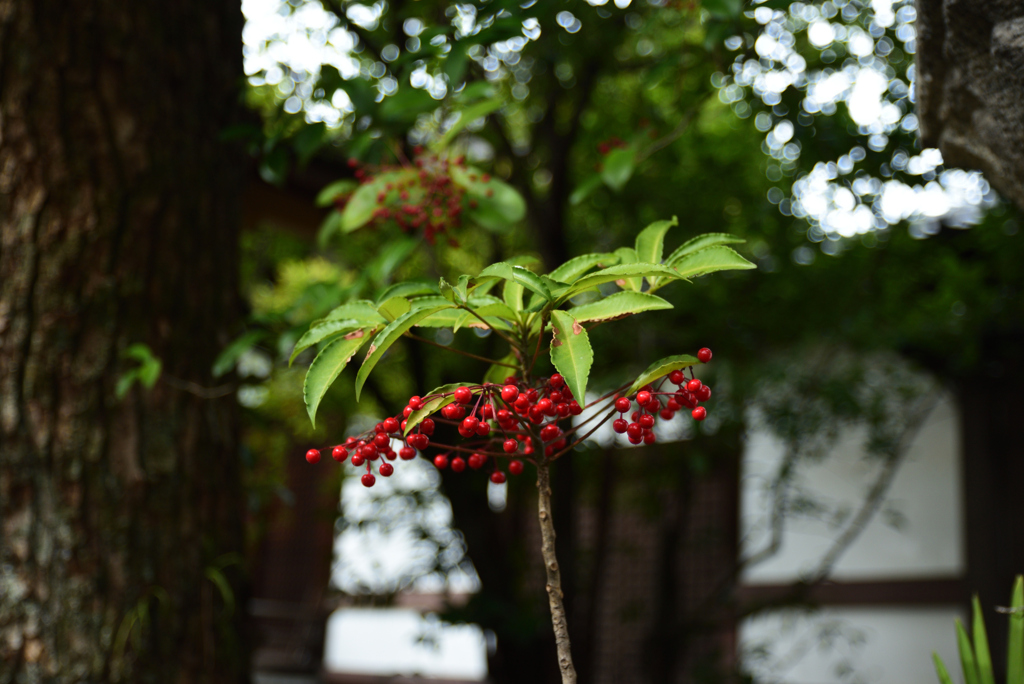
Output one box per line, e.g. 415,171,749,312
957,619,981,684
934,653,954,684
315,179,357,207
303,331,376,428
213,330,266,377
403,382,468,435
667,245,756,281
550,310,593,407
355,305,455,400
568,291,672,323
635,216,678,265
548,252,621,284
601,147,635,192
974,596,995,684
560,263,682,301
340,169,417,232
455,274,471,303
377,296,411,322
1009,576,1023,684
613,247,642,291
323,300,387,324
626,354,700,396
439,277,457,303
290,319,362,366
478,262,552,301
664,232,746,265
376,281,438,305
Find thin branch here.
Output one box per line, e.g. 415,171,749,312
536,460,578,683
404,333,518,368
162,376,235,399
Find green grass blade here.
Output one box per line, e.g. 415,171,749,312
933,652,955,684
1009,576,1024,684
957,618,981,684
973,595,996,684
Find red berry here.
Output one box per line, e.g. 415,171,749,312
660,409,675,421
677,390,697,409
549,391,563,404
374,432,390,448
509,460,524,475
383,417,400,433
639,414,655,429
526,389,539,402
475,422,491,437
379,462,394,477
501,385,519,402
481,405,495,420
420,418,435,435
351,454,365,466
626,423,643,439
361,444,377,459
686,379,702,392
615,397,631,413
361,473,376,487
627,432,643,445
556,402,571,418
540,424,561,441
643,431,657,445
666,398,681,411
305,449,321,464
461,416,479,432
549,373,564,388
536,398,553,414
695,385,711,402
454,386,473,404
332,446,349,462
468,453,486,469
451,456,466,472
613,418,628,433
636,391,652,405
668,370,685,385
403,406,414,418
503,376,518,385
503,439,518,453
374,422,385,433
568,400,582,416
408,433,430,450
697,347,713,363
399,446,416,460
434,454,449,469
490,471,506,484
408,396,423,410
692,406,707,421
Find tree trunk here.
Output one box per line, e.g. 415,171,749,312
0,1,246,681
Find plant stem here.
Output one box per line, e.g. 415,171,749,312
404,333,519,368
535,459,577,684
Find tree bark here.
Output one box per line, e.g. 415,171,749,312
536,460,577,684
0,1,246,681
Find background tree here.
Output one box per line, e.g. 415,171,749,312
0,2,247,680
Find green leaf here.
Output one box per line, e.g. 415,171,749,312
213,330,266,378
503,279,524,311
403,382,467,436
340,169,416,232
315,179,357,207
634,216,678,265
439,277,457,303
121,344,162,390
376,281,438,305
478,262,552,301
548,253,620,284
664,232,746,265
1009,576,1023,684
455,274,471,303
377,296,412,322
483,354,518,385
435,97,503,150
613,246,643,291
451,166,526,231
569,173,603,206
365,236,419,285
667,245,756,281
626,354,700,396
601,147,635,192
378,87,438,123
560,263,682,301
355,305,455,400
290,319,361,366
550,310,593,407
568,291,672,323
323,300,387,324
303,331,376,428
933,653,955,684
974,596,996,684
957,619,981,684
317,210,342,247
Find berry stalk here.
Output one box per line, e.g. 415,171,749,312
535,458,577,684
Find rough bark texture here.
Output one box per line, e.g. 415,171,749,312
0,1,246,681
916,0,1024,209
536,461,577,684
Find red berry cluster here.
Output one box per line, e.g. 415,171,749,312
339,150,492,245
304,347,716,488
597,137,628,156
